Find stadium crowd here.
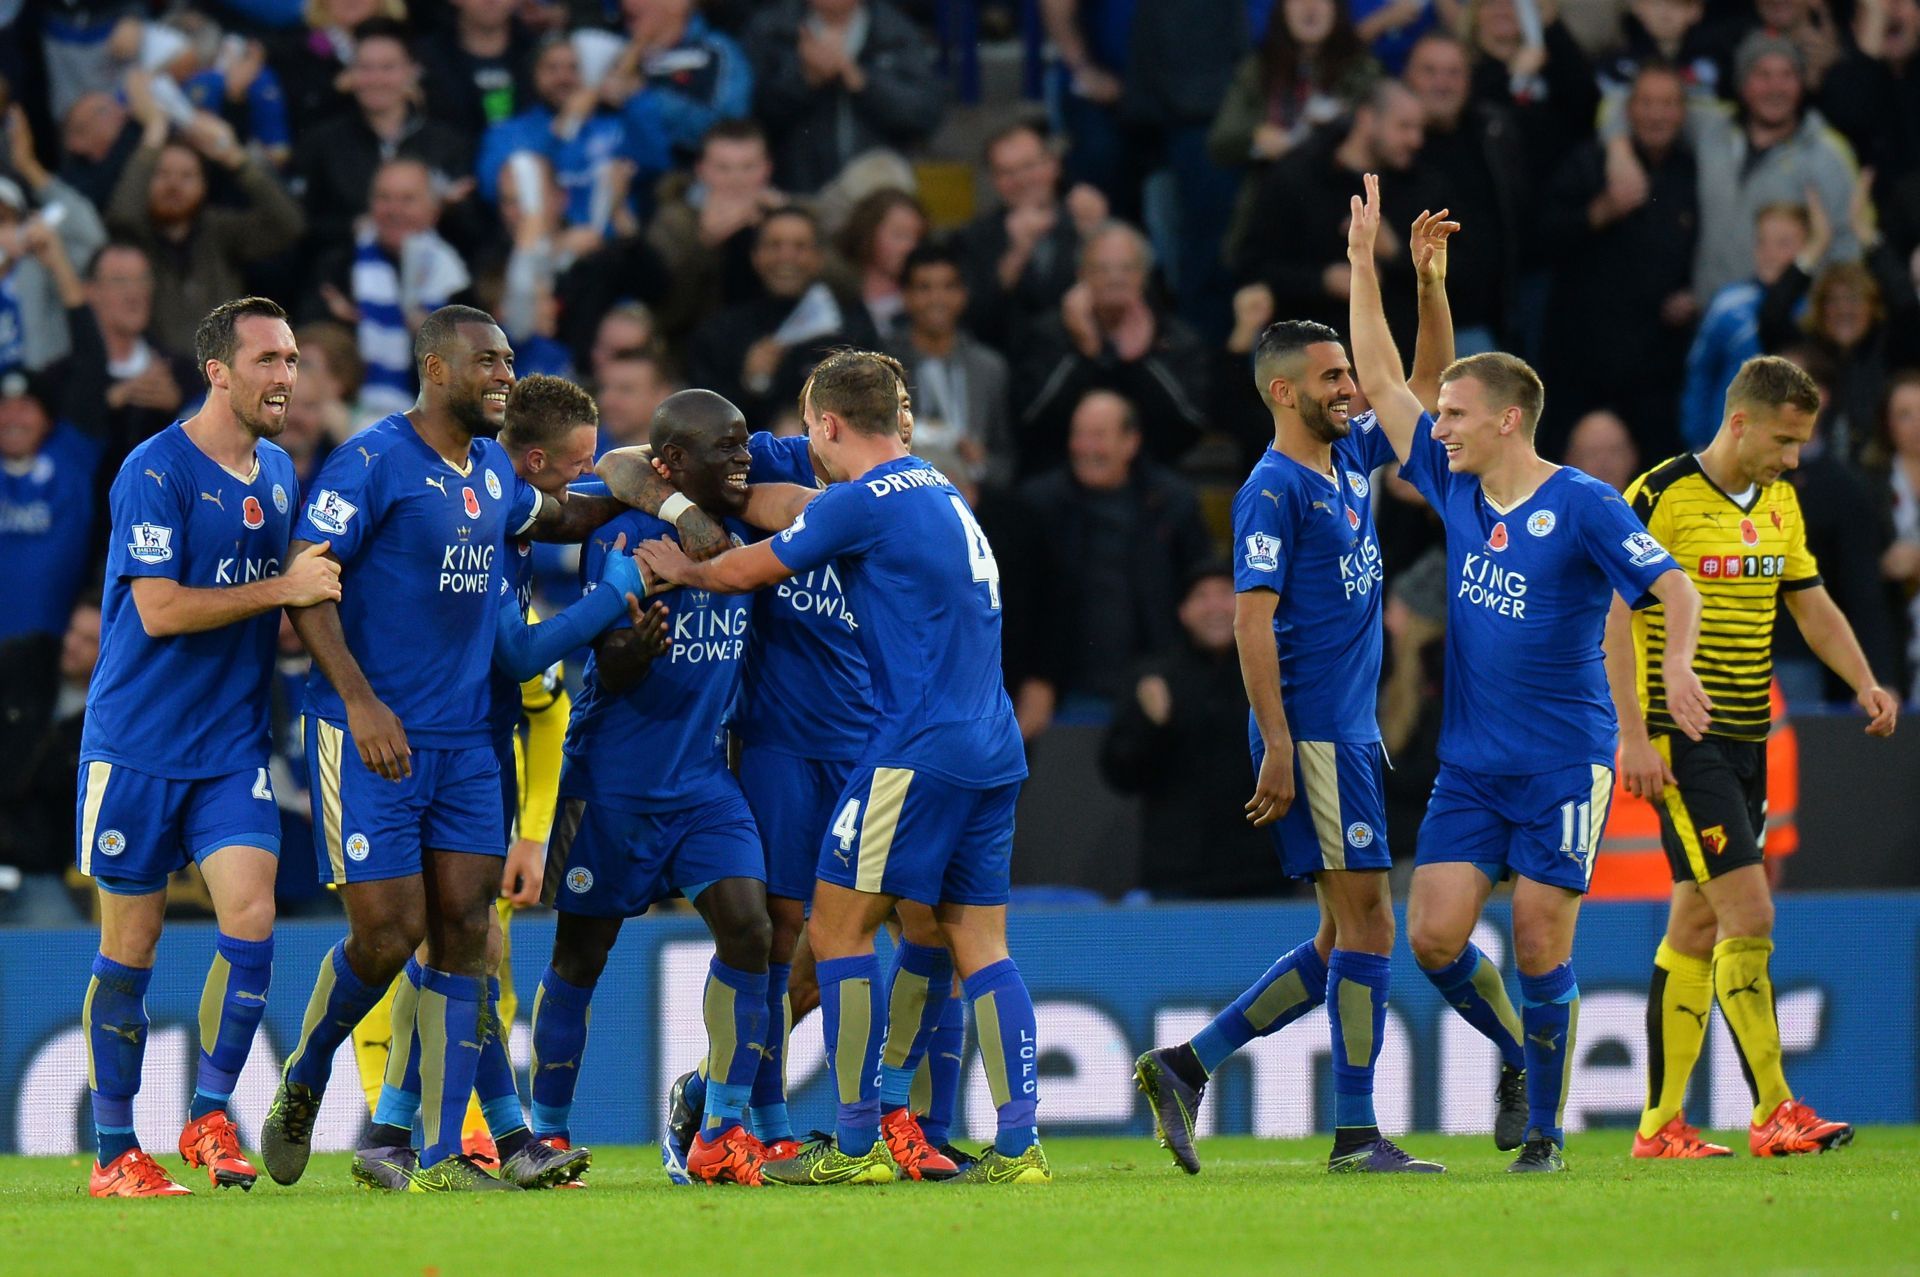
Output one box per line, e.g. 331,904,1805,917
3,0,1920,923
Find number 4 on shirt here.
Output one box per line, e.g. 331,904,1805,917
949,495,1001,609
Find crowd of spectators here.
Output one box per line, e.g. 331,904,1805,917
3,0,1920,915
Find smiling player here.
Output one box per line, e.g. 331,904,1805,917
1345,175,1712,1173
261,307,630,1192
1133,299,1448,1176
76,298,338,1197
526,389,777,1187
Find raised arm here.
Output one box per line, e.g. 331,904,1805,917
1783,585,1899,736
1347,173,1429,462
1408,208,1459,415
1234,588,1296,826
130,540,339,636
284,538,410,780
594,447,733,560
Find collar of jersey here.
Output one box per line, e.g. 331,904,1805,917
1480,465,1565,517
405,420,477,477
170,420,262,485
1266,444,1340,487
1686,454,1758,512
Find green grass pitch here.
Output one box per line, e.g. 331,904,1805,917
3,1131,1913,1275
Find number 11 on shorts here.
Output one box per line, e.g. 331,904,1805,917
1559,800,1591,856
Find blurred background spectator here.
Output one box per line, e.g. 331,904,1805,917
744,0,944,193
687,203,875,423
106,76,304,353
1020,389,1212,729
1101,563,1293,899
886,241,1014,489
832,185,927,339
1016,220,1208,473
956,119,1106,348
0,0,1918,905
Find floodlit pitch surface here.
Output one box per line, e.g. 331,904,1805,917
2,1132,1912,1275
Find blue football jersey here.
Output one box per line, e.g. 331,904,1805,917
563,509,754,811
728,431,872,761
1232,410,1395,744
83,423,299,777
0,422,99,642
767,456,1025,788
296,413,540,748
1401,415,1676,774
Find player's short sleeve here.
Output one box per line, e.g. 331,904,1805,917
507,464,541,536
1576,482,1676,608
105,456,189,583
748,432,815,487
1622,468,1675,548
296,444,384,566
1350,409,1399,473
767,482,875,575
1777,483,1822,589
1396,412,1453,506
1231,475,1291,592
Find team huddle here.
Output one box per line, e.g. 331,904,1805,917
76,299,1039,1195
71,175,1897,1198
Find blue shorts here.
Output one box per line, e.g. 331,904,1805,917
738,742,853,902
544,783,764,918
1415,762,1614,893
494,730,519,842
817,766,1019,906
1249,737,1392,879
75,760,282,896
304,719,505,885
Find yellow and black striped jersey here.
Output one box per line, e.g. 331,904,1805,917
1623,455,1821,741
513,607,571,847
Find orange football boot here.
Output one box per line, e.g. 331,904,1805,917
179,1110,260,1189
463,1126,499,1168
881,1107,959,1181
91,1148,193,1198
763,1137,803,1161
1631,1113,1733,1158
1751,1100,1853,1156
687,1124,768,1185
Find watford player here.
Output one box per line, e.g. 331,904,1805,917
1605,356,1899,1159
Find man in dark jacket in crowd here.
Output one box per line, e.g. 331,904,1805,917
1539,62,1700,456
1019,389,1214,732
1016,222,1209,475
1101,563,1292,899
743,0,945,192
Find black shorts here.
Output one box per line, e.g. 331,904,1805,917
1651,734,1767,884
